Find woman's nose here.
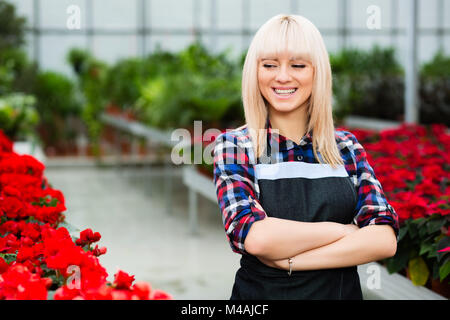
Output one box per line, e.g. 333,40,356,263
275,65,292,82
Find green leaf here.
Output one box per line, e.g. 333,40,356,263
439,259,450,282
406,220,419,238
398,226,408,241
426,217,445,234
408,256,430,286
385,241,410,274
411,217,426,226
0,253,17,264
419,242,433,256
437,237,450,262
432,262,440,280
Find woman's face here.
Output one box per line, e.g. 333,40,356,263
257,51,314,114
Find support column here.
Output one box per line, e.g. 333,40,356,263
404,0,419,124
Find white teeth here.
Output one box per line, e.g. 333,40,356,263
274,88,296,94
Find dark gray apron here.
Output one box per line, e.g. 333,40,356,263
230,142,363,300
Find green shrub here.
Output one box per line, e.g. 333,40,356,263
0,0,26,51
136,42,243,130
103,58,146,110
0,93,39,140
330,45,404,121
420,51,450,126
331,46,450,126
31,71,81,151
0,1,37,96
67,48,109,154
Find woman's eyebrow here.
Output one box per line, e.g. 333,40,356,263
260,57,307,61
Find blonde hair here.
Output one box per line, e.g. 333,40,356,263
241,14,344,167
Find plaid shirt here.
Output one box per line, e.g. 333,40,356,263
213,118,399,255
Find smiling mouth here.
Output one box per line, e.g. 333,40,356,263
272,88,298,97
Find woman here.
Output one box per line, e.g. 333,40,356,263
213,14,399,300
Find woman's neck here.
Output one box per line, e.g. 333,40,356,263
269,105,309,144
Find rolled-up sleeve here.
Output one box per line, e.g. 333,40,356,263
348,132,400,239
213,132,267,254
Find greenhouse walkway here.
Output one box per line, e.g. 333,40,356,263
44,161,240,300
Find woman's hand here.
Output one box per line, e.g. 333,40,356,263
256,256,286,270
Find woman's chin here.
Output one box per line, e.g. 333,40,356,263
268,101,307,114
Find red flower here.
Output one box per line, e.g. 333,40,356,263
16,246,35,263
150,289,172,300
0,264,51,300
53,285,83,300
91,245,107,257
415,178,442,198
1,186,22,198
111,289,132,300
76,228,101,247
113,270,135,290
391,192,429,222
82,284,113,300
349,128,376,142
132,282,152,300
428,200,450,216
0,196,27,219
0,257,9,274
422,164,448,183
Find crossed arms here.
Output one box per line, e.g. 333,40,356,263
244,213,397,272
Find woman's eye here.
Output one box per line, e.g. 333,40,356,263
262,63,306,68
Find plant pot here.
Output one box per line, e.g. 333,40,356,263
102,125,116,144
138,141,148,156
120,140,131,155
86,143,105,157
431,279,450,299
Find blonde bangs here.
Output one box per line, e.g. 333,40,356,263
253,15,318,66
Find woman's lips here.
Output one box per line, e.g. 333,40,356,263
272,87,298,99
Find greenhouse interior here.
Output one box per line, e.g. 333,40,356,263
0,0,449,302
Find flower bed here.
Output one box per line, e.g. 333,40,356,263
340,123,450,297
0,130,172,300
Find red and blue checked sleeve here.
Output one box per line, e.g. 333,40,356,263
347,132,399,239
213,132,267,255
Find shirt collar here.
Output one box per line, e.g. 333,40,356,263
265,116,313,151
